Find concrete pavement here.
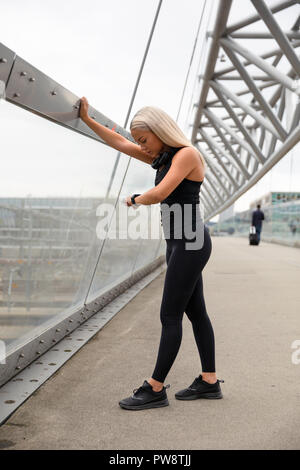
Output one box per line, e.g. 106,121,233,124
0,236,299,450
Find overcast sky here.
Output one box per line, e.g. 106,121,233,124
1,0,299,220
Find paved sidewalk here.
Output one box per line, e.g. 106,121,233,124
0,236,299,450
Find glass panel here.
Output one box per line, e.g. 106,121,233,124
157,238,167,258
86,157,162,301
1,0,211,355
131,225,163,274
0,101,129,351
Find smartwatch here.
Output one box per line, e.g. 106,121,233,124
131,193,141,206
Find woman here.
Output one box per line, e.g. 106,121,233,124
80,97,224,411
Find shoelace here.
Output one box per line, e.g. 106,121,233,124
191,377,225,388
132,384,170,396
132,386,144,396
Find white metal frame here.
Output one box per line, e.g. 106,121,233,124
190,0,300,220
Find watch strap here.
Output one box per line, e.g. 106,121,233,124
131,193,141,205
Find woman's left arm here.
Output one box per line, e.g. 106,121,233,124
127,148,200,206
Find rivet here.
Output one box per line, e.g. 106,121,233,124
15,366,21,370
56,328,61,332
52,339,56,343
19,353,25,358
51,91,57,96
39,340,44,344
13,93,20,98
91,116,96,119
74,105,79,109
0,58,7,63
36,351,41,355
29,77,35,82
20,71,27,76
83,316,87,320
66,329,70,332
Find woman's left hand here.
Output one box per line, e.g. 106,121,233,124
126,196,132,206
125,196,133,207
123,195,141,208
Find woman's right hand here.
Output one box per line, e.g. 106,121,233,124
79,96,89,121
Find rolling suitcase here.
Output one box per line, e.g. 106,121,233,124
249,226,259,245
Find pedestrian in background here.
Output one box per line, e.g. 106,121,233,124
251,204,265,244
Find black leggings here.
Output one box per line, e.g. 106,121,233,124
151,225,215,383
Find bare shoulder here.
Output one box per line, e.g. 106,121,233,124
172,146,202,166
172,146,205,179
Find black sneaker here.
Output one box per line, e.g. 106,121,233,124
175,375,224,400
119,380,170,410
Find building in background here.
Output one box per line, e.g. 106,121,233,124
250,192,300,209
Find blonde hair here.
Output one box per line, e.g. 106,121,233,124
130,106,206,169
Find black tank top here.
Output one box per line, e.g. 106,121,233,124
154,147,203,239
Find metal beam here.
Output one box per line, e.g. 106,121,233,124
201,187,218,211
290,101,300,131
198,129,241,190
251,0,300,76
269,69,296,107
267,87,286,157
191,0,233,142
213,74,276,81
225,0,297,34
204,173,227,204
202,111,251,180
198,144,234,196
220,44,288,140
188,0,300,220
204,125,300,221
207,104,264,166
219,36,300,94
230,32,300,39
207,80,280,106
0,43,134,147
210,78,282,139
203,107,262,161
214,40,300,78
200,188,214,210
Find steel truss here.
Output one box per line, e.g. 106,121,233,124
190,0,300,219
